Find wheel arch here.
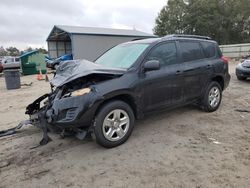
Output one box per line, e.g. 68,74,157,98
94,94,139,119
211,75,224,90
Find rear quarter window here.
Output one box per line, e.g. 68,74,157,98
6,58,14,63
179,41,205,62
201,42,216,58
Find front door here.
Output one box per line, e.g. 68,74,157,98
140,42,184,113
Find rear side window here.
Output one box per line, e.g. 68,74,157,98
180,41,205,62
146,42,178,66
201,42,216,58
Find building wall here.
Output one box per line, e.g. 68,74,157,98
220,43,250,58
71,34,145,61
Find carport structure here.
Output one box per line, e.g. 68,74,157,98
47,25,155,61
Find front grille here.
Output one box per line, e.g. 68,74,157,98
65,108,77,121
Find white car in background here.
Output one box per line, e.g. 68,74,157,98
2,57,21,70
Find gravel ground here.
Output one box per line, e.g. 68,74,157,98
0,62,249,188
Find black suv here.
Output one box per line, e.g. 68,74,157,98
26,35,230,148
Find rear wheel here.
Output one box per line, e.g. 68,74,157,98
94,100,135,148
201,82,222,112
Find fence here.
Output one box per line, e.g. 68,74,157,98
220,43,250,58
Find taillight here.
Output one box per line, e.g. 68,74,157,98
221,56,229,64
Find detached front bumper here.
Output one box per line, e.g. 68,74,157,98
26,90,102,130
46,93,102,127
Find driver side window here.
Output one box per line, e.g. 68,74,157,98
146,42,177,66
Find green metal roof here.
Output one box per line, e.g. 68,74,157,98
20,50,39,58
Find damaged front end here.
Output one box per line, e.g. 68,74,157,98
25,84,101,145
23,60,125,145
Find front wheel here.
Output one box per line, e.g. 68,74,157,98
94,100,135,148
237,75,247,80
201,82,222,112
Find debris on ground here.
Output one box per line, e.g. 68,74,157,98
235,108,250,113
0,120,31,137
21,82,33,87
0,161,10,168
208,137,222,145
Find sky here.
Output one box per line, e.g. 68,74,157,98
0,0,167,50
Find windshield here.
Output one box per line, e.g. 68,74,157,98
95,43,149,69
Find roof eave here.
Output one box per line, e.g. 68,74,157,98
46,25,68,41
47,25,156,41
70,32,156,38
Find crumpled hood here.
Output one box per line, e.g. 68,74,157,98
51,59,126,87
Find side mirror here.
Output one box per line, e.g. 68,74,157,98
143,60,160,72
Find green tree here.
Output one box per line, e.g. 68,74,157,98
154,0,187,36
0,46,8,56
25,47,34,52
154,0,250,44
6,47,20,56
37,47,48,54
24,47,48,54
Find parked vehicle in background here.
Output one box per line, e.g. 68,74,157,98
46,54,73,69
26,34,230,148
0,57,4,73
236,58,250,80
0,62,3,73
241,55,250,60
2,57,21,70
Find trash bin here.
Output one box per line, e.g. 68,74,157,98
4,69,21,90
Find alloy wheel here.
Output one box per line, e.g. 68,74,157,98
102,109,130,142
208,86,221,108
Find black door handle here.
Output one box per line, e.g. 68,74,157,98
206,64,212,69
176,70,182,75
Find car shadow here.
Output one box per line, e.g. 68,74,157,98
135,104,200,129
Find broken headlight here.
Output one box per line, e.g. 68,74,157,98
70,88,91,97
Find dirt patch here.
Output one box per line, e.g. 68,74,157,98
0,63,249,188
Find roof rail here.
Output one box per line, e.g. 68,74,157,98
131,37,147,41
164,34,211,40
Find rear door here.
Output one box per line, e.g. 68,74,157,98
178,40,213,101
141,42,184,112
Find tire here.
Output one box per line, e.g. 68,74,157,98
94,100,135,148
237,75,246,80
201,82,222,112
